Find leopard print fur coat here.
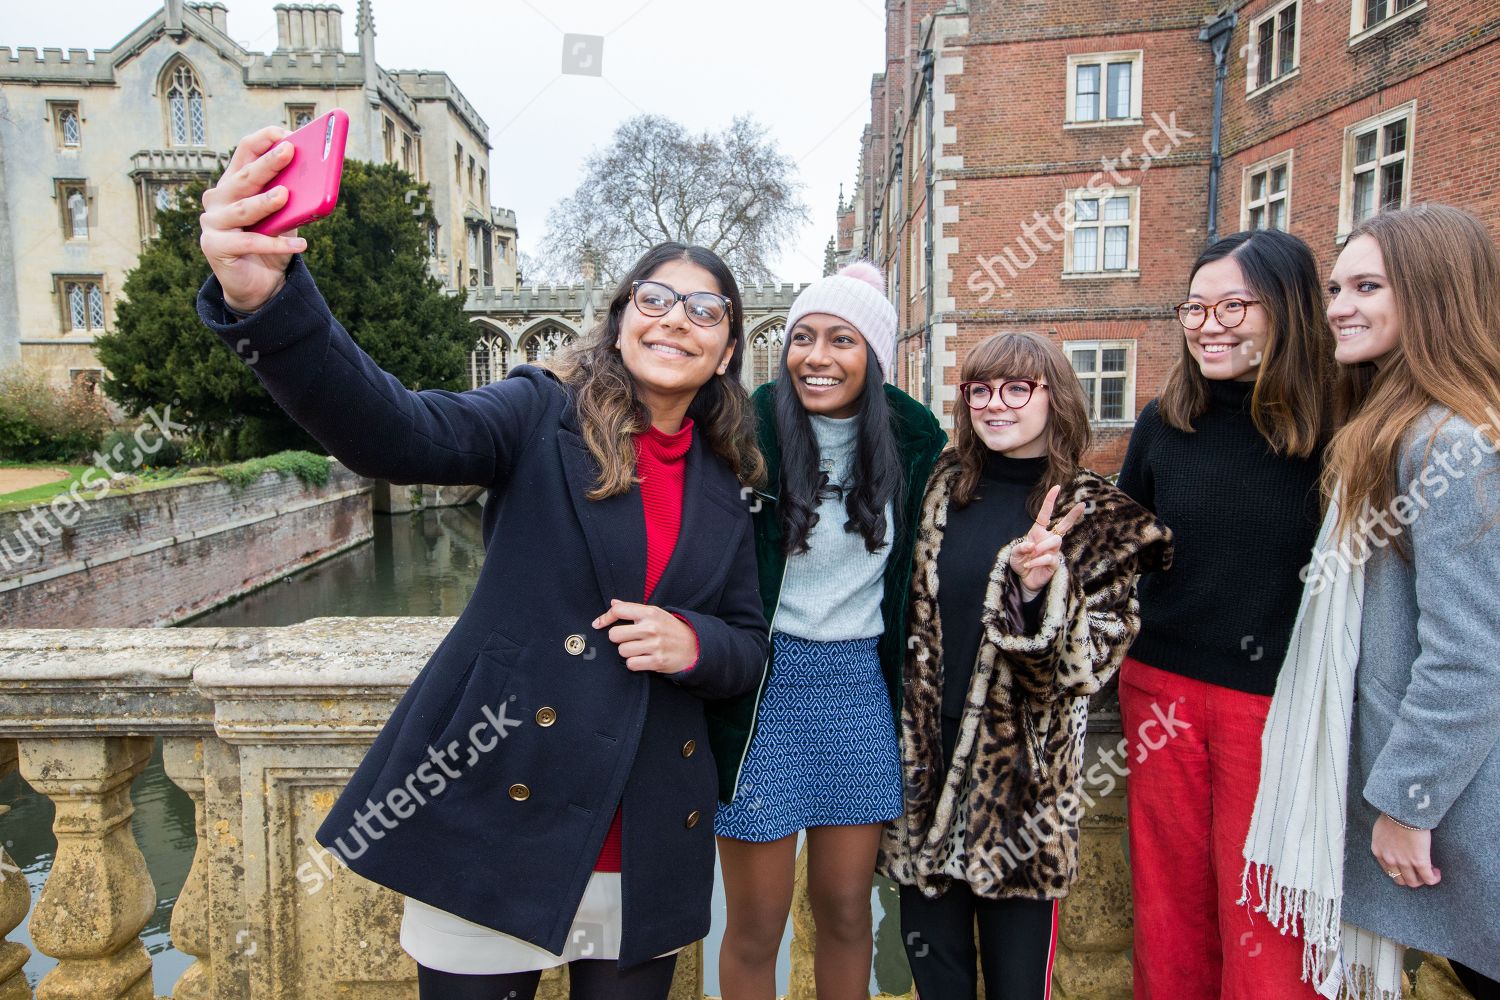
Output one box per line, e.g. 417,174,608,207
878,450,1172,901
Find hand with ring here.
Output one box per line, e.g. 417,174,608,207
1371,813,1440,889
1009,484,1086,595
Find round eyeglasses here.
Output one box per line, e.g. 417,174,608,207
1174,298,1260,330
959,378,1048,409
630,280,732,328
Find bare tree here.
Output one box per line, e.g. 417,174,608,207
542,115,805,285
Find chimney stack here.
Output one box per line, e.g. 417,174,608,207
187,2,229,34
273,4,345,52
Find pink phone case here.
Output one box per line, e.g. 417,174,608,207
249,108,349,237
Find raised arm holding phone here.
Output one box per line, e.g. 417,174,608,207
196,125,771,1000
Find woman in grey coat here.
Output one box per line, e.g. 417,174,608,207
1323,204,1500,997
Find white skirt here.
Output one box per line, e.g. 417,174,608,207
400,871,682,975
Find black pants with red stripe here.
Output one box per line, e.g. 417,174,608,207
901,717,1058,1000
899,882,1058,1000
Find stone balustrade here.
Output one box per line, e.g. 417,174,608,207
0,621,1474,999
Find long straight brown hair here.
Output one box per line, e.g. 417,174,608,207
1158,229,1334,457
951,331,1091,515
1324,203,1500,544
550,243,764,499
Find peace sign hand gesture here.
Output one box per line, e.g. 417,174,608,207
1008,484,1087,596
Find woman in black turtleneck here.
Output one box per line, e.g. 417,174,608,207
880,332,1171,1000
1114,229,1333,1000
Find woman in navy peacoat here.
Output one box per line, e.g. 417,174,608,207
195,127,770,998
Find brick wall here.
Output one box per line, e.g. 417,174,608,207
0,463,372,627
854,0,1500,475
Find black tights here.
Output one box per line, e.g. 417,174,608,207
1453,959,1500,1000
416,954,677,1000
899,881,1058,1000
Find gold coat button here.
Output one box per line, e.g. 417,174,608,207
536,707,557,727
508,783,531,801
681,739,696,758
565,634,586,655
685,809,700,829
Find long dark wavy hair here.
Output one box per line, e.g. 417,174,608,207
1158,228,1334,457
773,341,903,555
551,243,764,499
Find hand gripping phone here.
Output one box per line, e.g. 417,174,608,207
249,108,349,237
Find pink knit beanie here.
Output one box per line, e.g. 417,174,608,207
784,261,897,380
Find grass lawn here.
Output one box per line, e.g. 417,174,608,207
0,462,93,509
0,452,331,514
0,463,221,513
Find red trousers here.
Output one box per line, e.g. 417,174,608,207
1118,657,1319,1000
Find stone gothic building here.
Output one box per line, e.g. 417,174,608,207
0,0,518,392
463,276,805,395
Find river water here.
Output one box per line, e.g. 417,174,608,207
2,506,913,996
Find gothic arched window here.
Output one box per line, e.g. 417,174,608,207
523,326,575,366
470,334,510,388
67,190,88,238
166,62,206,146
60,108,81,147
746,322,785,390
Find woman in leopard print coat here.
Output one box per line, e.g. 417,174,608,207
878,332,1171,998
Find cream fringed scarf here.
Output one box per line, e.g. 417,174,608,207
1240,497,1404,1000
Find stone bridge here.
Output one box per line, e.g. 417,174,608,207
0,621,1474,999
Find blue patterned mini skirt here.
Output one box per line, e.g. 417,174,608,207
715,630,903,842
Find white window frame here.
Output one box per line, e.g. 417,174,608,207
54,274,108,333
1338,101,1416,239
55,180,90,240
1246,0,1301,95
1062,187,1140,279
1349,0,1426,46
1064,51,1143,128
1241,151,1293,231
1066,340,1137,424
164,61,206,147
50,101,82,149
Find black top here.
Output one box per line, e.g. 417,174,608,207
1116,379,1324,695
937,451,1048,719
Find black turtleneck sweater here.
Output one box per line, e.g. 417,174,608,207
936,451,1049,721
1116,378,1324,695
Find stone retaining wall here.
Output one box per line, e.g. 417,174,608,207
0,462,371,627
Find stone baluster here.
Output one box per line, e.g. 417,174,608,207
0,742,31,1000
1055,720,1134,1000
162,736,212,1000
18,736,156,1000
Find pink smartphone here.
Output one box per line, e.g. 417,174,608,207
249,108,349,237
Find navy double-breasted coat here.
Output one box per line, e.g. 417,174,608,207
197,256,770,967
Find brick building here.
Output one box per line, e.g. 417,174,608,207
838,0,1500,471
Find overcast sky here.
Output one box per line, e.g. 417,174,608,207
7,0,887,283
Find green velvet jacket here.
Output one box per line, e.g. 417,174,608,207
706,381,947,805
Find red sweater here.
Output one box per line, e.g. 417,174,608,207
594,417,696,872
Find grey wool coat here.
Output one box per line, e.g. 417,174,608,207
1342,407,1500,980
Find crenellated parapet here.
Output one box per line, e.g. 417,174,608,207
0,46,114,84
389,69,492,143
